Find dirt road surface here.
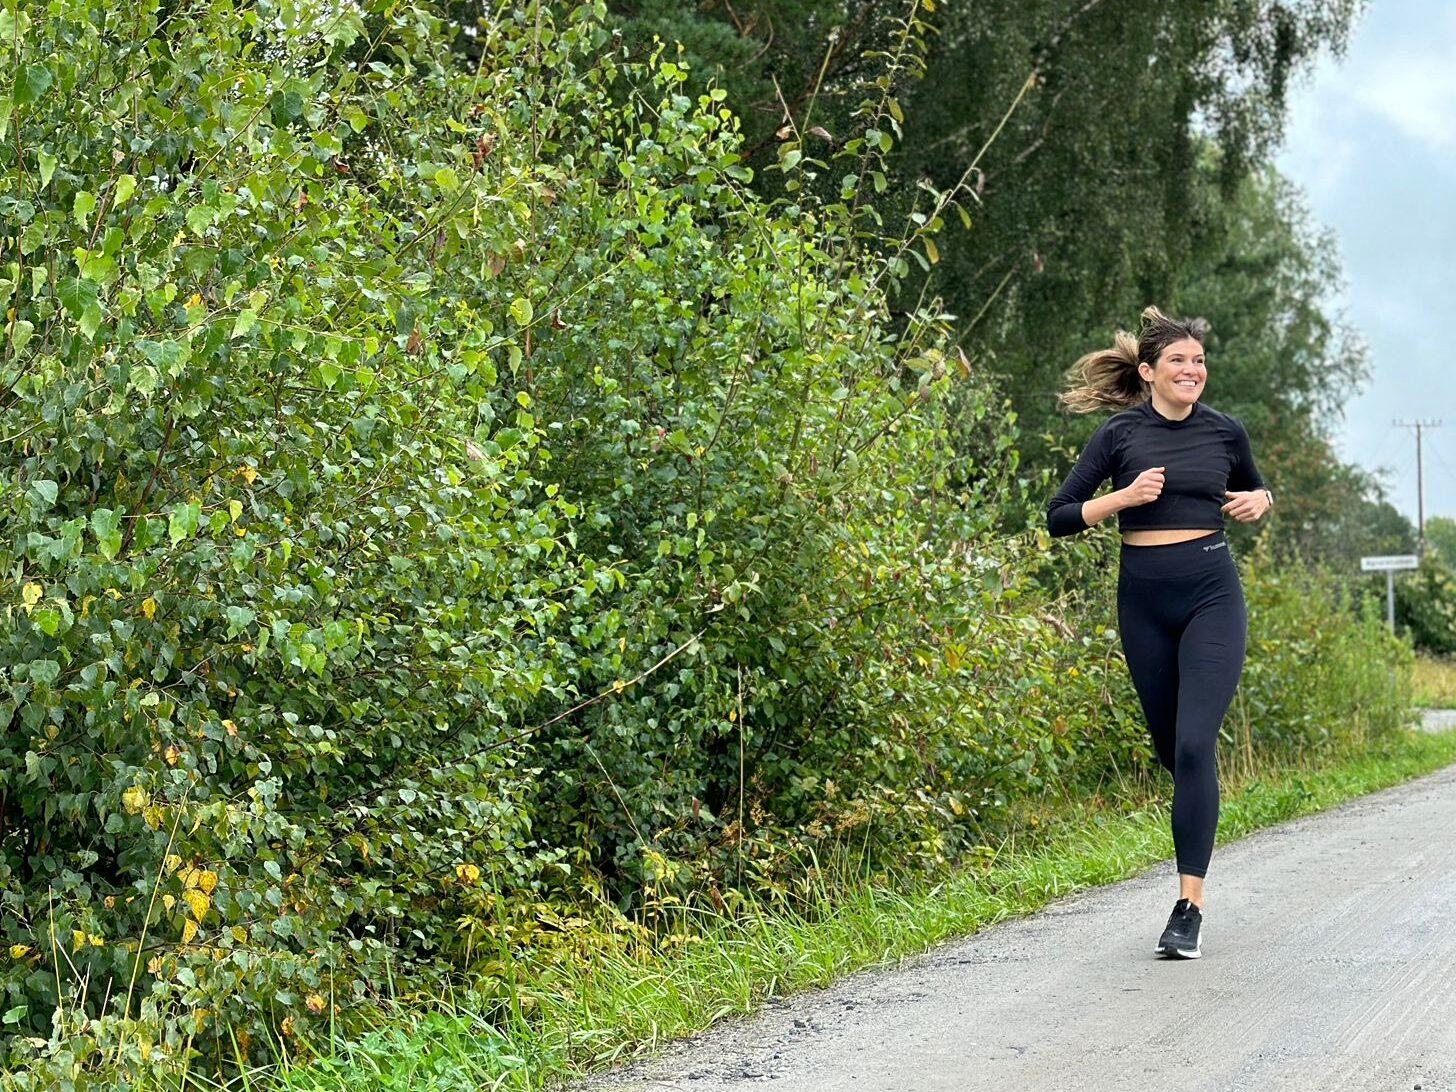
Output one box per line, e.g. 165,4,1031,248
579,713,1456,1092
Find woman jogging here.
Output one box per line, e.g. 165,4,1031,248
1046,306,1273,960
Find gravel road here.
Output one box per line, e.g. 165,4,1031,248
578,711,1456,1092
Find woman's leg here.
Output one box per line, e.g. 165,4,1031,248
1116,573,1180,777
1169,575,1248,886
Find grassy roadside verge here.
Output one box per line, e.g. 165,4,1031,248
242,722,1456,1092
1413,653,1456,708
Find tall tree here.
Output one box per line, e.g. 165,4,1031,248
599,1,1365,435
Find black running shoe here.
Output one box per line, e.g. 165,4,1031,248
1155,897,1203,958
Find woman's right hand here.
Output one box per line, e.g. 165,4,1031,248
1118,466,1165,508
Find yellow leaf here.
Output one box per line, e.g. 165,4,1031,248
231,926,248,944
185,293,203,309
71,930,86,953
141,597,158,620
21,583,42,611
305,993,326,1015
924,236,939,265
122,786,149,814
184,889,209,922
142,806,164,830
164,745,180,767
162,893,176,912
197,869,218,894
222,719,237,737
236,465,257,485
164,854,182,874
946,646,961,672
455,862,480,885
9,945,30,960
181,918,198,945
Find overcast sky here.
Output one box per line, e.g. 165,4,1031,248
1274,0,1456,526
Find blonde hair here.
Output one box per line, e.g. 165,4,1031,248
1057,305,1211,414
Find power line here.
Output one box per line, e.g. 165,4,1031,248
1359,423,1404,473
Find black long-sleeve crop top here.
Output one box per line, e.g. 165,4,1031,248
1046,398,1267,538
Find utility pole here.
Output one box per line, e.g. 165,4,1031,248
1394,418,1442,559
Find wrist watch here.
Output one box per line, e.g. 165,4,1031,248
1262,488,1274,508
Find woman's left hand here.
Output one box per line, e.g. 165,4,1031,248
1222,489,1270,522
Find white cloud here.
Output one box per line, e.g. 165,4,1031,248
1352,59,1456,150
1344,7,1456,151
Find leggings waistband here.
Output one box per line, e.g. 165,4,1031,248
1118,529,1232,580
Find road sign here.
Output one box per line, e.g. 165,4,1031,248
1360,555,1419,572
1360,555,1421,631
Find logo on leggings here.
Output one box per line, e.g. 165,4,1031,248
1202,540,1227,552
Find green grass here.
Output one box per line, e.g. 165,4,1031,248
220,724,1456,1092
1412,653,1456,708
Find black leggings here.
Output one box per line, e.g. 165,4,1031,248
1117,529,1247,879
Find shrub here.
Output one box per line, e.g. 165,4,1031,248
1395,557,1456,657
0,0,1013,1079
1212,533,1414,770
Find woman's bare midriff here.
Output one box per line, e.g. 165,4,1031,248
1121,529,1220,546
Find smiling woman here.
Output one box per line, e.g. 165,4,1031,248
1046,305,1274,960
1047,309,1273,545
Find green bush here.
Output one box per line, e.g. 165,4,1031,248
1,0,622,1079
1395,557,1456,657
1226,535,1414,765
0,0,1021,1080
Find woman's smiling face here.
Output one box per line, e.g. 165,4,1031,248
1142,337,1205,406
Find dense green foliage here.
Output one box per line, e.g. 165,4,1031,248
1426,516,1456,567
1,0,609,1077
1395,558,1456,657
1234,538,1416,759
600,0,1364,395
1391,520,1456,656
0,0,1035,1081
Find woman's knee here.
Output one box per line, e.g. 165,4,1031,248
1173,737,1216,780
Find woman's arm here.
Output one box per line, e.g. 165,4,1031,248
1227,416,1267,493
1078,489,1128,530
1046,419,1124,537
1224,416,1272,521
